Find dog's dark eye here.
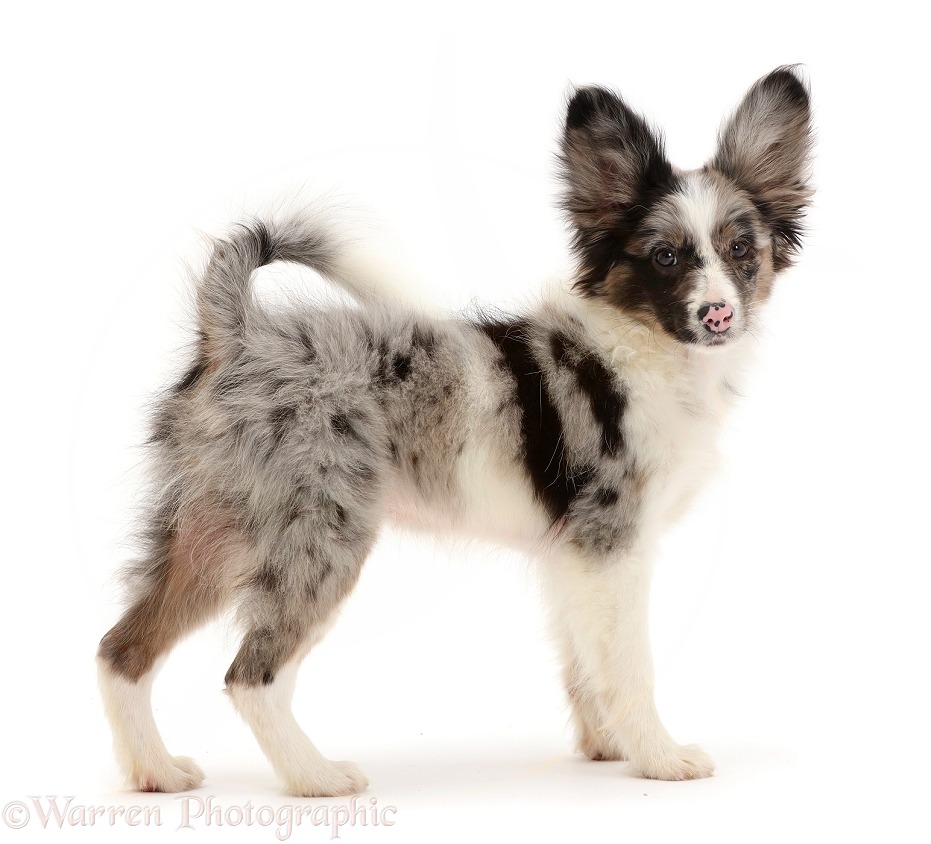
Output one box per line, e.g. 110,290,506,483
730,240,750,259
653,247,677,268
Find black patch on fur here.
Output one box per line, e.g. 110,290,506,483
249,220,275,266
324,499,347,531
212,361,246,398
479,319,588,522
595,487,619,507
285,486,316,528
378,346,413,384
265,378,289,399
331,412,351,436
565,87,604,130
173,355,208,394
331,411,364,443
548,332,571,365
753,198,805,270
252,564,282,592
574,237,626,299
768,68,809,107
298,327,317,364
225,626,285,687
374,342,392,385
392,353,412,380
355,461,376,482
549,332,626,456
268,404,298,451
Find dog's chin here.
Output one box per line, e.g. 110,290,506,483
687,325,743,352
647,315,744,352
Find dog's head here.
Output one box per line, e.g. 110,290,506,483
560,67,813,348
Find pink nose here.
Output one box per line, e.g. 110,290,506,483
698,301,734,333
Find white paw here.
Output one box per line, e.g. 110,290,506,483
633,744,715,781
580,731,628,762
135,755,205,792
285,760,369,798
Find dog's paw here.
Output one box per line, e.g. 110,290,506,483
285,760,369,798
580,731,628,762
135,755,205,792
633,744,715,781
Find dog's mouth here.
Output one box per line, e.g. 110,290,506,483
697,324,734,346
663,317,739,349
689,325,746,352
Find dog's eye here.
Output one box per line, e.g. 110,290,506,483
653,247,677,268
730,240,750,259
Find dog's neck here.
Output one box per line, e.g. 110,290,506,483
545,284,753,421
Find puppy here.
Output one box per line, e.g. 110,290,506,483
97,67,813,795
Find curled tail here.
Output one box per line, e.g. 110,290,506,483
196,214,383,356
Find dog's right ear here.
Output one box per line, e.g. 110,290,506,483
559,86,673,235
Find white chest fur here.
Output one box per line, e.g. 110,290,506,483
595,313,745,543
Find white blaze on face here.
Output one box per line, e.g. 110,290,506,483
674,174,741,323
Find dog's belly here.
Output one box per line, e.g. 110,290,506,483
384,441,552,553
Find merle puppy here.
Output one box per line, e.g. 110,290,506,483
98,67,813,795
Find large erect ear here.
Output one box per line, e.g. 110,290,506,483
560,86,674,235
712,66,814,269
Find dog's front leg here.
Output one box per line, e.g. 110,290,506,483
542,546,714,781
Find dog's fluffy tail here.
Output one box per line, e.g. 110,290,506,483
196,214,388,356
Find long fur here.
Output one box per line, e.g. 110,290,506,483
97,67,813,794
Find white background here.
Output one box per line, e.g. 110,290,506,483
2,2,929,842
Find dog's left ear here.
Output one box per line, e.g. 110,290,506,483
712,66,814,270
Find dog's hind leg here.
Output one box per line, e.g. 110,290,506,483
97,507,249,792
224,522,374,797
